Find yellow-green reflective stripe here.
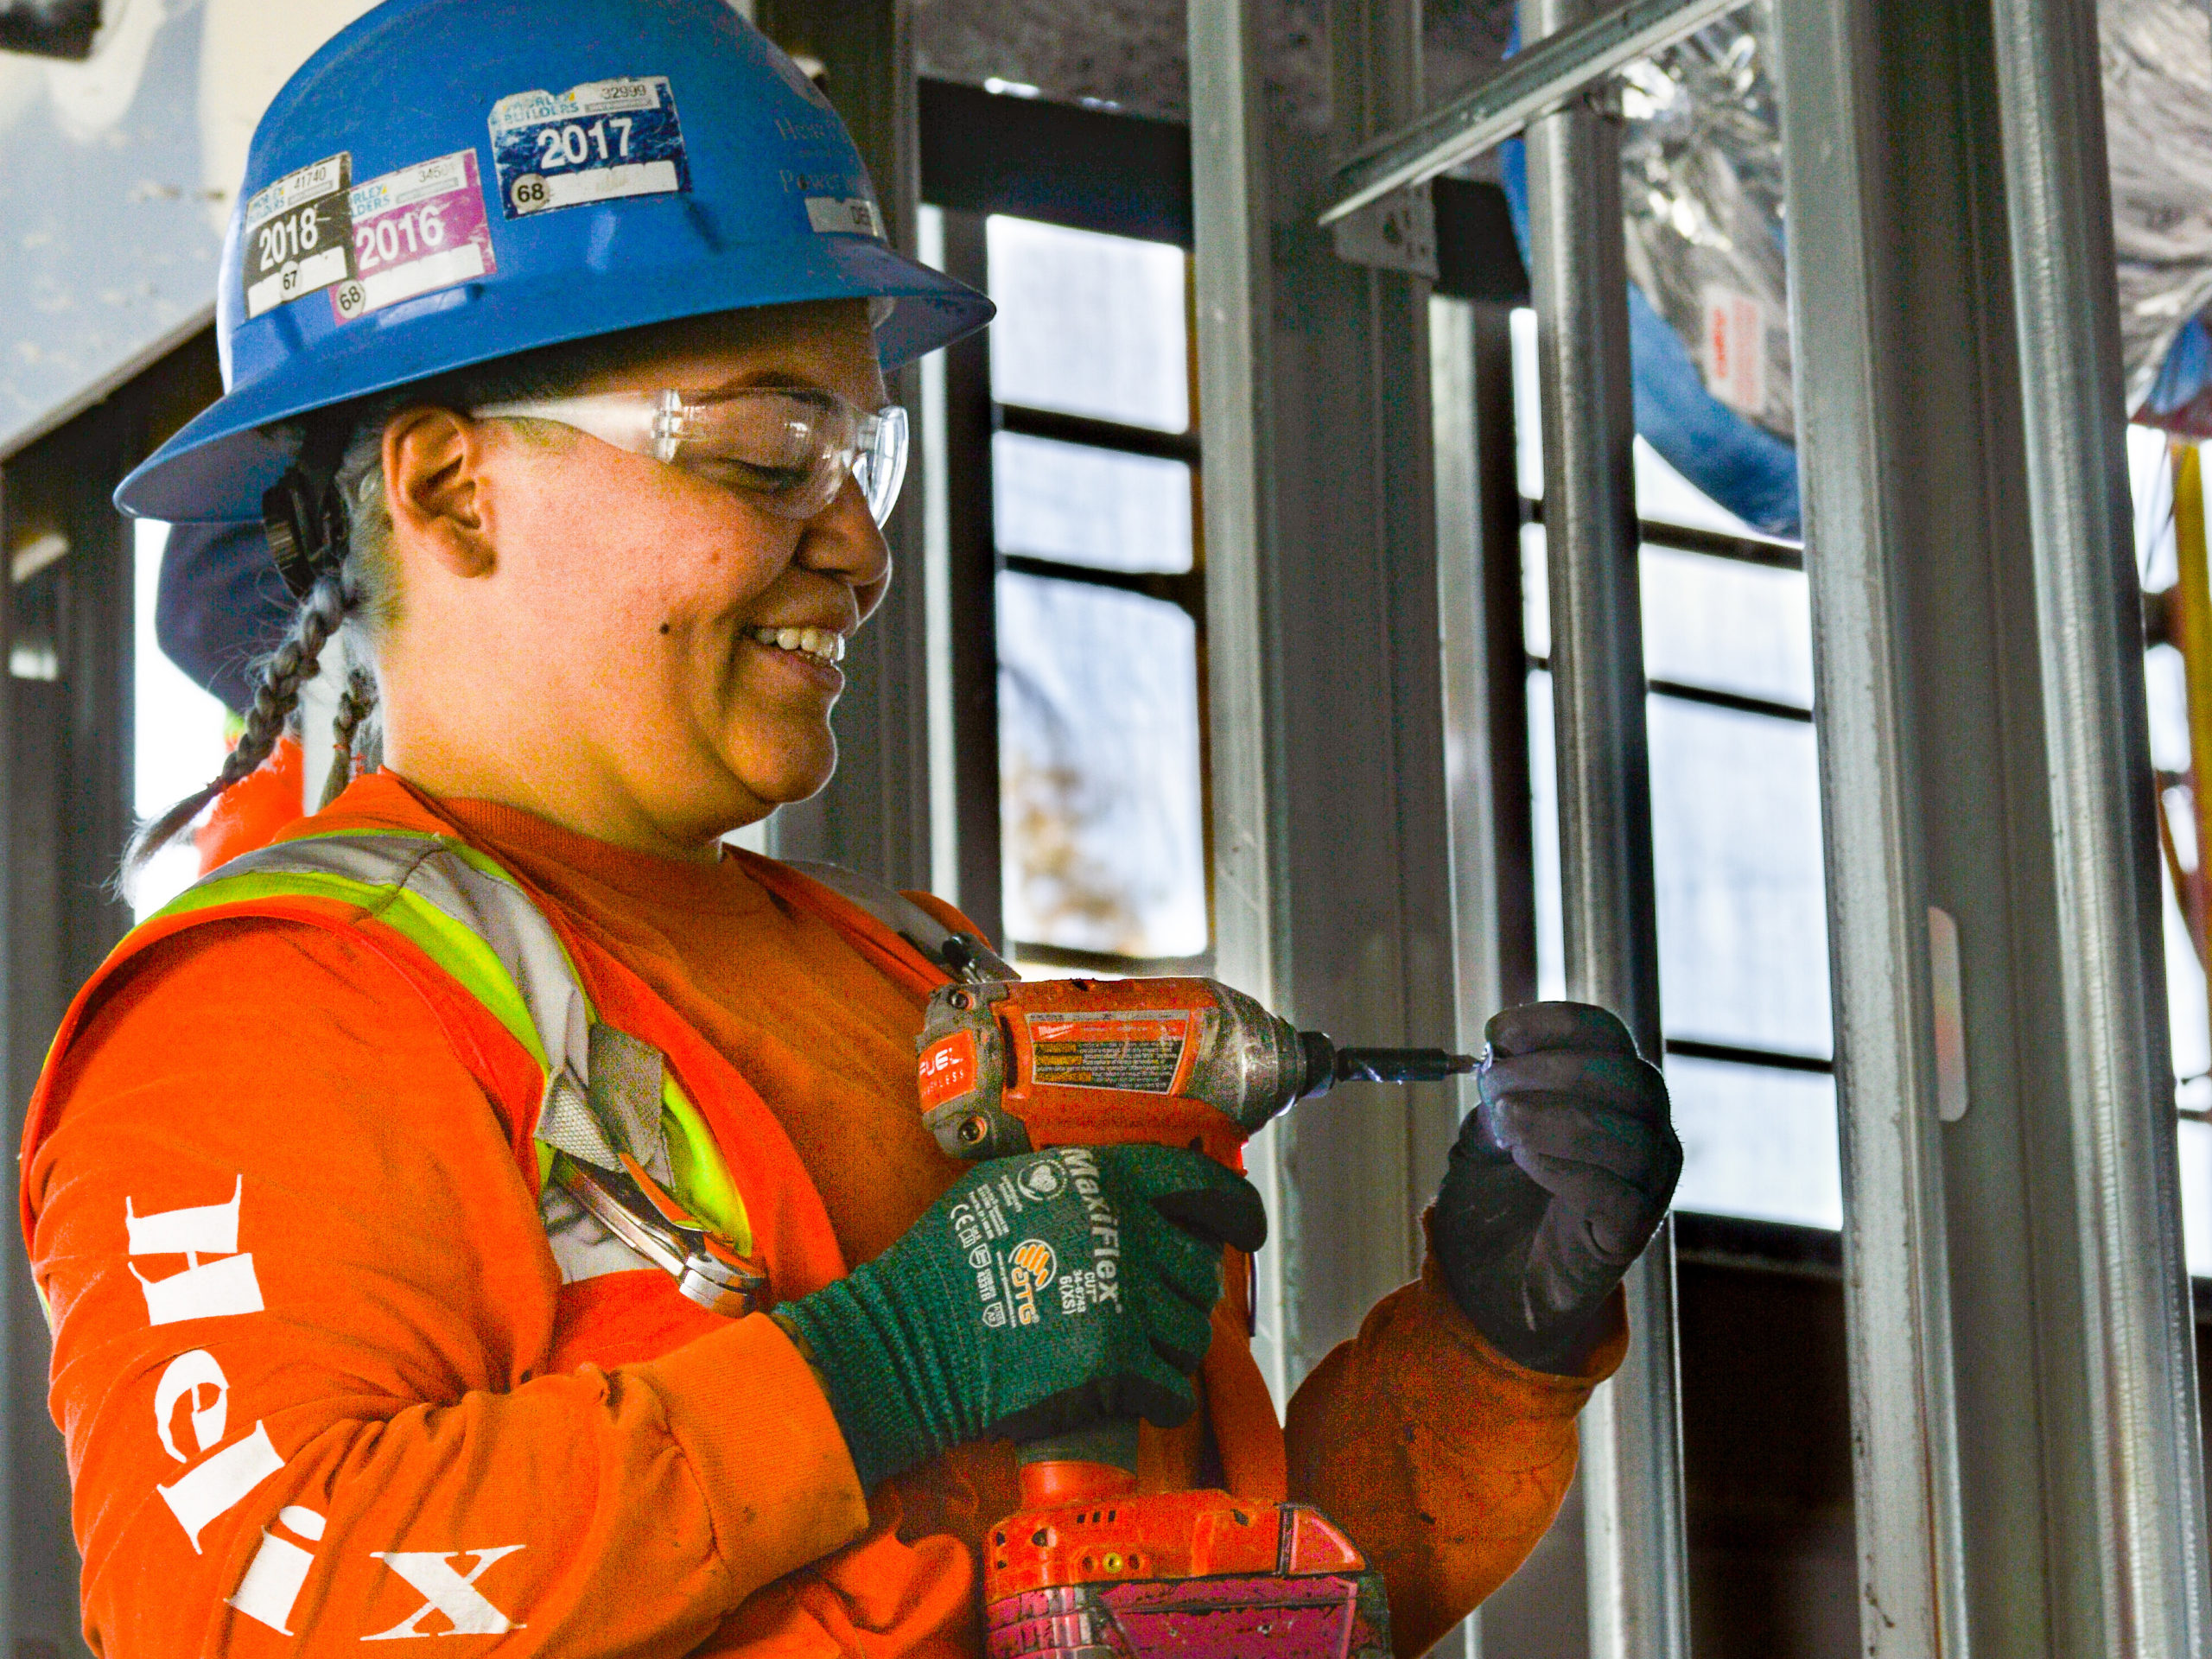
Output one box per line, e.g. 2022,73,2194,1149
159,871,546,1067
162,849,757,1262
661,1075,753,1256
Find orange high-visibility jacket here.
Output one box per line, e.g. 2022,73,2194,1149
21,774,1619,1657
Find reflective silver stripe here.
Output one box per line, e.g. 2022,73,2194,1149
197,833,664,1281
209,835,592,1091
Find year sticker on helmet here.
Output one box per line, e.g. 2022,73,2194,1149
489,76,690,220
328,150,498,324
241,155,357,321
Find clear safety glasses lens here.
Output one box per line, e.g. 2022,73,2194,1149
474,387,909,524
658,391,908,525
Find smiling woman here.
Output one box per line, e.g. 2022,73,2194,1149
308,304,899,863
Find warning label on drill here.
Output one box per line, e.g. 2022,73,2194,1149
1024,1012,1192,1093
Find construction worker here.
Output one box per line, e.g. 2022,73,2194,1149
16,0,1683,1653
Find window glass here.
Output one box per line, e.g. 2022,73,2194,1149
2180,1120,2212,1274
1667,1056,1843,1229
2167,861,2209,1086
2146,644,2190,773
2133,422,2179,590
1641,546,1812,709
997,571,1207,958
1523,527,1809,709
1528,669,1567,1003
1635,435,1758,536
987,216,1189,432
132,519,231,919
1522,523,1550,661
993,432,1192,573
1649,696,1832,1057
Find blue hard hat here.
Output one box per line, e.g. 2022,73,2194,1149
117,0,992,524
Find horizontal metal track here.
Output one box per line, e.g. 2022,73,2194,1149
997,402,1202,463
1665,1034,1835,1075
1521,498,1807,572
1527,654,1813,722
1001,553,1206,617
1320,0,1753,226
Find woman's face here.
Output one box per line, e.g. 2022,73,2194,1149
376,302,892,859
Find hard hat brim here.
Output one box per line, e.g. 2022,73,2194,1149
117,233,991,524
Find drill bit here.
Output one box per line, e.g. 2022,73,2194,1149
1296,1033,1481,1097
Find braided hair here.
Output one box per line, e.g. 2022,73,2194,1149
122,328,637,883
320,659,381,811
123,562,356,877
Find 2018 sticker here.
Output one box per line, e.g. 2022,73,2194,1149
242,155,355,321
489,75,690,219
329,150,496,323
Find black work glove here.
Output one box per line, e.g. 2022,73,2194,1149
1431,1001,1681,1374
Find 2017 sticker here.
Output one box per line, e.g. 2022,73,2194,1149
489,76,690,219
242,155,355,321
330,150,496,323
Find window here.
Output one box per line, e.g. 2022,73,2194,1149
1514,308,1844,1230
926,206,1210,972
2131,425,2212,1274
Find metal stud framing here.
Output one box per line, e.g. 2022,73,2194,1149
1770,0,2211,1648
1304,0,2211,1648
1189,0,1462,1412
1518,3,1690,1651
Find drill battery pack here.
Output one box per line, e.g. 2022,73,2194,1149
984,1489,1392,1659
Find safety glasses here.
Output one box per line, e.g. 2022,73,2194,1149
471,386,908,524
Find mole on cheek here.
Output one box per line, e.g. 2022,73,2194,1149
659,622,671,635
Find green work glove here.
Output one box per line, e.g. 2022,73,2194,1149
778,1144,1267,1491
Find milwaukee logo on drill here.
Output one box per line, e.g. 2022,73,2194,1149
1024,1012,1191,1094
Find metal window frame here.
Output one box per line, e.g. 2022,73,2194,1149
1280,0,2212,1647
0,344,210,1658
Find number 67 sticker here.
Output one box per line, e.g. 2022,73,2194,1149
330,150,497,324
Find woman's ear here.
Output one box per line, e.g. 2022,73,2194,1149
384,407,498,579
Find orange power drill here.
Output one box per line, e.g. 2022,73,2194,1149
914,974,1478,1659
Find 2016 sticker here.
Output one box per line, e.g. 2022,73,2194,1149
330,150,496,323
242,155,355,321
489,75,690,219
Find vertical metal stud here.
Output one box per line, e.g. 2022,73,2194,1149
1191,0,1462,1404
1520,3,1689,1655
1769,0,1975,1648
1777,0,2209,1647
1989,0,2211,1646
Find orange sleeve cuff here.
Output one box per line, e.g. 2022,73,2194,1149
638,1313,871,1591
1287,1253,1624,1657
